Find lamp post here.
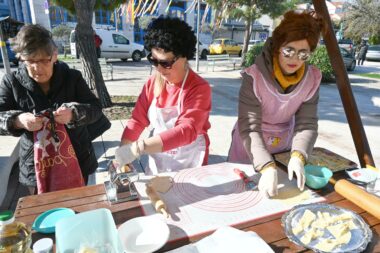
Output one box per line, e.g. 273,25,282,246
0,21,11,74
195,0,200,72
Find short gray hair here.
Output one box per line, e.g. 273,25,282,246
12,24,57,58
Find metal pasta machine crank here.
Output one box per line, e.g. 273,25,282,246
104,160,139,204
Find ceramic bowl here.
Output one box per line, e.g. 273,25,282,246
305,165,333,189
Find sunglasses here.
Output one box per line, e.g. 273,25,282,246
281,47,311,61
147,53,178,69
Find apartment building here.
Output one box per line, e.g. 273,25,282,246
2,0,277,47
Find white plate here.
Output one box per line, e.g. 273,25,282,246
346,168,379,183
118,215,170,253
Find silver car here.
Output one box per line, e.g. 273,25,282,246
366,45,380,61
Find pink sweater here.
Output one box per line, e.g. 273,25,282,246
121,69,211,153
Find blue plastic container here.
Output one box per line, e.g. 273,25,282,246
305,165,333,189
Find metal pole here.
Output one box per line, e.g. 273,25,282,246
195,0,200,72
0,24,11,75
312,0,375,167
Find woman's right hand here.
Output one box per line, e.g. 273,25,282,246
15,112,43,131
115,143,140,168
258,166,278,197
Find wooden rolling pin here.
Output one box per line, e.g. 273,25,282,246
146,183,169,218
334,179,380,220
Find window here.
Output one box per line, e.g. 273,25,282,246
66,12,76,22
168,0,186,20
193,3,211,32
112,34,129,45
95,9,109,25
110,11,122,30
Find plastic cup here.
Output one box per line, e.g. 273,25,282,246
366,178,378,193
33,238,53,253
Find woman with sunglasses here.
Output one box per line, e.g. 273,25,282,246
115,16,211,174
228,10,326,197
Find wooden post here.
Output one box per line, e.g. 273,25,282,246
312,0,375,167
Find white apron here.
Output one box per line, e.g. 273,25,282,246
145,70,206,175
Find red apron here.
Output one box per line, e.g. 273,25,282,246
33,111,84,193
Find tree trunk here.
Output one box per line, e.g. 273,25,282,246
241,20,252,66
73,0,112,108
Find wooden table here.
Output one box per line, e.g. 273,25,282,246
14,176,380,253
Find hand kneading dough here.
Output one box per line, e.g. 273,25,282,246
149,176,174,193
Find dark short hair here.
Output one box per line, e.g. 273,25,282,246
12,24,57,57
144,16,196,59
271,10,326,55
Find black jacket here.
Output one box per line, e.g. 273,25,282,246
0,62,102,186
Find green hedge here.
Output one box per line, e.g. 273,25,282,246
244,44,334,81
243,43,265,67
308,45,334,81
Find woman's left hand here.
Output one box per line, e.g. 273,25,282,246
53,106,73,124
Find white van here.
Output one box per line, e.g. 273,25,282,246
70,29,146,62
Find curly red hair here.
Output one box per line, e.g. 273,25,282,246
271,10,326,55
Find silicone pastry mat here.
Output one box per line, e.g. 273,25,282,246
274,147,358,173
134,162,325,242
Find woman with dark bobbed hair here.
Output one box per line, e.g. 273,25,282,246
115,16,211,174
228,10,326,197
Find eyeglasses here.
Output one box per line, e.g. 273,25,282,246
20,56,53,66
281,47,311,61
147,53,178,69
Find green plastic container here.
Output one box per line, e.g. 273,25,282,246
305,165,333,189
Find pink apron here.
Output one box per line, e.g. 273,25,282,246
228,64,321,163
145,70,206,175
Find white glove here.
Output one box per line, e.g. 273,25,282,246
115,142,139,167
288,156,305,191
258,167,278,197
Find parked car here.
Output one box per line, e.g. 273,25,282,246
0,42,19,66
366,45,380,61
340,47,356,71
70,29,146,62
338,39,354,53
209,38,242,56
198,41,209,59
247,39,263,51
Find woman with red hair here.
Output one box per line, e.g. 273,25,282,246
228,10,326,197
